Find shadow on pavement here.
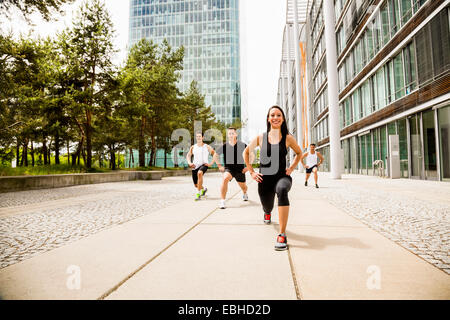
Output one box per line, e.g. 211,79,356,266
271,226,370,250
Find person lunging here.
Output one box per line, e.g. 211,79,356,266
214,127,253,209
301,143,323,188
244,106,303,251
186,132,216,200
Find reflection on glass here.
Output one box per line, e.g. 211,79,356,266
438,106,450,179
423,110,437,179
409,115,422,178
398,118,409,178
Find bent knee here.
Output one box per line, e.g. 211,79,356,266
197,171,204,177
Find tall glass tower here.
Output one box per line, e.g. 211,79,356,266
129,0,241,124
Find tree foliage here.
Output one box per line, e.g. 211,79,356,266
0,0,75,21
0,0,230,171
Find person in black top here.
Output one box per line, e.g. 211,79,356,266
214,127,253,209
244,106,303,251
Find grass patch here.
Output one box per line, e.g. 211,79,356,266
0,165,192,176
0,165,112,176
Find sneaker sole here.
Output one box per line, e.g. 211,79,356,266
264,220,271,224
274,245,288,251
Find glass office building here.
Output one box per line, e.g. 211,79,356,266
305,0,450,181
129,0,241,124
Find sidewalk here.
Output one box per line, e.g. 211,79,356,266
0,172,449,299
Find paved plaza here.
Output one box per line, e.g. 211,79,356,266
0,171,449,299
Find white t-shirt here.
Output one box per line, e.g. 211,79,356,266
305,151,318,167
192,143,210,169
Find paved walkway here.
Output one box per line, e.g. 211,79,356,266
0,172,449,299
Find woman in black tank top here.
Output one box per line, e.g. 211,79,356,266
244,106,303,251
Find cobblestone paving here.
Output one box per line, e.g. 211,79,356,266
315,173,450,275
1,172,449,276
0,177,210,269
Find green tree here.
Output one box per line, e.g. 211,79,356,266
181,80,220,144
0,0,75,21
122,38,184,167
64,0,116,169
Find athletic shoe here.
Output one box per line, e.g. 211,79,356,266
200,187,207,196
264,212,271,224
195,193,201,201
275,233,288,251
219,199,226,209
304,181,307,186
242,193,249,201
315,184,319,188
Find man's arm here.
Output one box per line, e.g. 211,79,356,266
244,134,263,182
214,145,224,171
300,152,308,168
186,146,195,168
206,145,216,167
317,152,324,167
242,144,254,173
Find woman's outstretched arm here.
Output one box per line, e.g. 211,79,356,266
285,135,303,175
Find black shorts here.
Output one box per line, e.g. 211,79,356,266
306,165,318,174
224,167,246,183
192,165,208,185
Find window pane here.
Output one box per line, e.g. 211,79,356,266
381,4,390,45
352,88,361,122
400,0,412,25
367,134,373,169
376,68,386,109
366,27,374,60
431,9,450,77
389,0,400,37
394,53,405,100
415,24,433,85
404,41,417,94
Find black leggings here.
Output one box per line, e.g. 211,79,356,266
258,175,292,213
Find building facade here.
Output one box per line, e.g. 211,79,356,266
129,0,241,124
277,0,309,166
305,0,450,181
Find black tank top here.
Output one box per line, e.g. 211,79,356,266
259,131,288,177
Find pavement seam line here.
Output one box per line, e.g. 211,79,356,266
287,247,302,300
97,186,243,300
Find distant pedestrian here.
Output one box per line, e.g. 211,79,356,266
301,144,324,188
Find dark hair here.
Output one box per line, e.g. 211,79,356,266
227,127,237,131
266,105,289,138
310,143,316,147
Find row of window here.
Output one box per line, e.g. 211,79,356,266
313,116,329,143
337,0,428,91
130,29,236,45
313,86,328,120
310,6,324,48
340,41,417,128
131,0,237,15
312,33,325,72
131,15,238,30
339,7,450,129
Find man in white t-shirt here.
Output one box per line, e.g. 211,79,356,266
300,144,324,188
186,132,216,200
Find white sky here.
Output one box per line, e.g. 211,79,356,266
0,0,286,141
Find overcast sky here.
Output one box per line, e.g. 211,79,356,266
1,0,287,141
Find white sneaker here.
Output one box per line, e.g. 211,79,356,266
219,199,226,209
243,193,248,201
